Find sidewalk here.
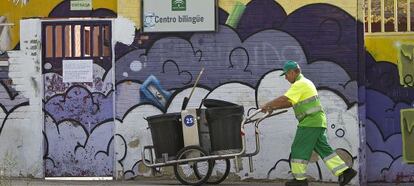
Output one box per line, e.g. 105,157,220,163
1,177,412,186
0,177,337,186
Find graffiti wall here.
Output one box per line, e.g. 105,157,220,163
115,0,361,182
0,17,43,177
40,1,118,177
0,0,117,177
365,37,414,182
0,0,369,183
362,0,414,181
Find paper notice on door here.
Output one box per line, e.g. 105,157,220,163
63,59,93,82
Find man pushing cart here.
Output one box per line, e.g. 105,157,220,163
142,61,357,186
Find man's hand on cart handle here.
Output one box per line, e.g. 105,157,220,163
260,96,292,113
246,109,288,124
260,103,274,114
246,108,272,123
246,109,263,122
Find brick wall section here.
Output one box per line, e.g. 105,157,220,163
0,19,43,178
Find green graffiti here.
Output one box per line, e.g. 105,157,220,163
403,111,414,134
398,44,414,87
225,1,246,29
401,109,414,163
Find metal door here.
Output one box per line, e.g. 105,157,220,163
42,20,114,177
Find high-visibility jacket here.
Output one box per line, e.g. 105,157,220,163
284,74,327,128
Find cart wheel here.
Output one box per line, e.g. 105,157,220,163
194,158,230,184
173,146,213,185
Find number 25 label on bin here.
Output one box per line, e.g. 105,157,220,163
184,115,195,127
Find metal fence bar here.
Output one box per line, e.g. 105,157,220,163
381,0,385,32
52,25,56,58
394,0,398,31
408,0,411,31
62,25,65,57
71,24,75,57
369,0,372,33
0,23,14,26
80,25,84,57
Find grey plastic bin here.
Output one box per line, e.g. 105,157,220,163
206,105,244,152
146,113,184,161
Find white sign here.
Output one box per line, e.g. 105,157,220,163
142,0,216,32
63,60,93,83
70,0,92,11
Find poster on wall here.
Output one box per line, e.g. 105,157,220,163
142,0,217,32
63,59,93,82
70,0,92,11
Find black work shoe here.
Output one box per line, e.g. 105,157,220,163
285,179,308,186
338,168,357,186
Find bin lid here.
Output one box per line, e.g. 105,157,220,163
203,99,238,108
146,112,181,123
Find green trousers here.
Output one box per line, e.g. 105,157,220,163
290,127,349,180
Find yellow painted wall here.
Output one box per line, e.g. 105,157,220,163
0,0,116,49
277,0,357,17
365,34,414,64
118,0,140,28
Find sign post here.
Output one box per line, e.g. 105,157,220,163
142,0,217,32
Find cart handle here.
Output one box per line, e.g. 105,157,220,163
245,109,264,121
255,110,288,127
245,109,288,124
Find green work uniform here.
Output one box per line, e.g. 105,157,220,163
284,74,349,180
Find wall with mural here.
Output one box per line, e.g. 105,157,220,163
0,0,363,181
362,0,414,181
5,0,413,184
40,1,118,177
0,0,117,177
115,0,362,182
365,35,414,182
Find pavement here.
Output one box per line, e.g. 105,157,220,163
1,177,412,186
0,179,339,186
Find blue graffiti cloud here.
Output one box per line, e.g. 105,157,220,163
366,89,412,139
44,86,114,132
366,52,414,104
116,25,357,103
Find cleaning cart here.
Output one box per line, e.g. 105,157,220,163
142,99,287,185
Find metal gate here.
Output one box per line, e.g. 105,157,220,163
42,20,114,177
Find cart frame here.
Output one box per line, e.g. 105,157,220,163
142,109,287,184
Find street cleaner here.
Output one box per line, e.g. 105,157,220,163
260,60,357,186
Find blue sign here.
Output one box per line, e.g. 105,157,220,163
184,115,195,127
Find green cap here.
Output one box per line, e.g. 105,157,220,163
280,60,299,76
